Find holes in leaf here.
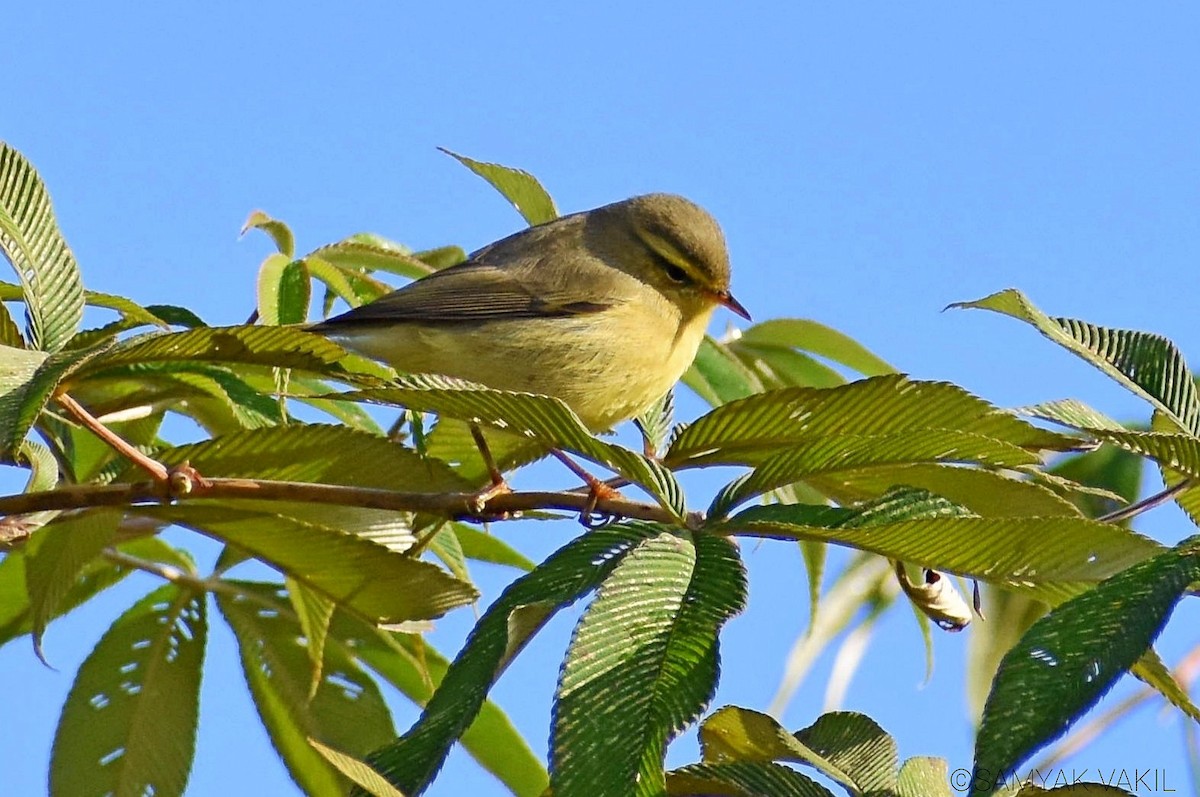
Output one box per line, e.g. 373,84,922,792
99,747,125,766
165,635,181,663
1029,648,1059,667
173,615,195,642
324,671,363,700
89,693,110,710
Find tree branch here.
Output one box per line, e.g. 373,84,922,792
0,476,697,528
1098,478,1192,524
102,547,288,613
56,392,170,481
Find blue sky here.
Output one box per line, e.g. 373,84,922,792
3,3,1200,795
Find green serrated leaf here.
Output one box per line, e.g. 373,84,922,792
668,375,1079,470
144,304,206,328
163,367,286,429
0,298,26,346
83,290,176,328
423,417,545,487
1144,410,1200,528
452,523,536,571
241,209,296,258
257,253,311,326
738,319,897,378
287,577,337,701
708,428,1045,517
1044,444,1143,522
0,143,85,352
75,325,351,377
552,532,747,797
970,537,1200,796
426,523,469,582
731,341,846,389
807,462,1083,519
75,362,286,433
142,502,474,625
699,707,859,790
793,711,898,793
332,611,548,796
308,739,408,797
1057,428,1200,494
50,583,205,797
0,536,190,652
683,335,765,407
412,245,467,271
361,523,662,795
1129,648,1200,724
440,148,558,226
147,423,468,492
666,761,835,796
966,587,1049,722
717,489,1163,603
305,255,392,309
1021,399,1127,433
635,390,674,458
276,372,385,433
897,756,955,797
18,436,59,491
953,289,1200,436
310,239,437,282
219,581,395,796
24,510,119,661
0,338,110,456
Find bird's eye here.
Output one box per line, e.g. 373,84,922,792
662,261,690,284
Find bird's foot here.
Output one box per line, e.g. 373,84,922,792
469,477,513,514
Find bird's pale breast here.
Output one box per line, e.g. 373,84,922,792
327,293,713,431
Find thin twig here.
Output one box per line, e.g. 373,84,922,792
56,392,169,481
102,547,285,614
1098,479,1193,524
103,547,208,592
0,476,697,527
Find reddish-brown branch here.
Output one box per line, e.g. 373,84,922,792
56,392,170,481
0,476,697,528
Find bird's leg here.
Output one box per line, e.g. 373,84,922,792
549,448,622,526
467,425,617,525
469,423,512,507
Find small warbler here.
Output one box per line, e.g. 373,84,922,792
311,193,748,432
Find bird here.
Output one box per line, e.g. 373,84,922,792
310,193,748,500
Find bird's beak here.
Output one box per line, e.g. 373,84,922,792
715,290,751,321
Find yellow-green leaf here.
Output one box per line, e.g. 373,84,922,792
440,148,558,226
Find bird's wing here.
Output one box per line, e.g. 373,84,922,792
315,260,610,327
